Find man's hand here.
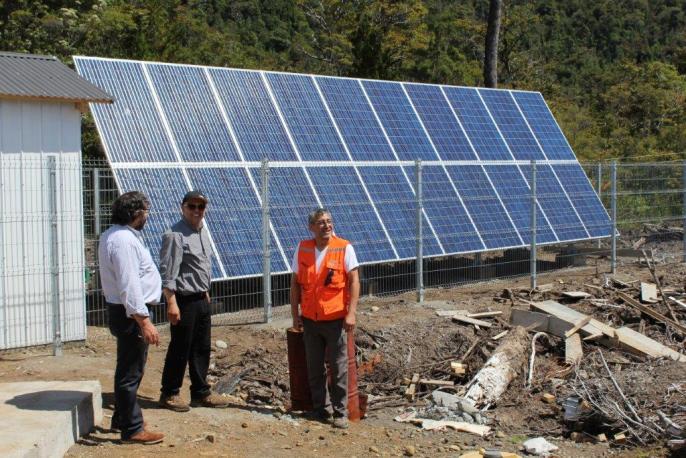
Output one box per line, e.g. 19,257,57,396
344,312,355,332
135,317,160,346
167,304,181,325
292,315,303,331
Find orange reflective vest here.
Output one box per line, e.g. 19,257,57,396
296,236,350,321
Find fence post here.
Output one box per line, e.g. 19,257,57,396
93,168,101,236
611,161,617,274
261,159,272,323
597,162,602,249
415,159,424,303
683,161,686,263
530,160,537,290
48,157,62,356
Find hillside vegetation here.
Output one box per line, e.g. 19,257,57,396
2,0,685,161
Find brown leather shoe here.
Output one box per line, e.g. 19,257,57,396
190,392,230,408
159,394,191,412
122,429,164,445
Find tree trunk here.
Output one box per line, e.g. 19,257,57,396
484,0,502,88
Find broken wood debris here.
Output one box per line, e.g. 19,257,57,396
565,333,583,365
561,291,592,300
617,292,686,335
405,373,420,401
565,316,593,338
452,315,493,328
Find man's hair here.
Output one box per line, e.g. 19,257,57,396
308,207,331,225
111,191,150,225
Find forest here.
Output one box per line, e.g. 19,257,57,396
2,0,685,162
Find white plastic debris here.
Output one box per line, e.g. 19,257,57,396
215,340,228,349
522,437,559,456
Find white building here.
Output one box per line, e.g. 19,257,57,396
0,52,112,350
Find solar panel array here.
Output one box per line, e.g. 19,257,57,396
74,56,611,280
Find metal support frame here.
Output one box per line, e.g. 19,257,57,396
415,160,424,303
48,157,62,356
530,160,537,290
683,161,686,263
261,159,272,323
611,161,617,274
93,168,101,236
597,162,602,249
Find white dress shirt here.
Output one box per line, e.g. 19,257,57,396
99,224,162,317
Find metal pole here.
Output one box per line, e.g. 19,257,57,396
261,159,272,323
596,163,602,249
682,161,686,263
530,160,537,290
93,168,101,236
611,161,617,274
415,159,424,303
48,157,62,356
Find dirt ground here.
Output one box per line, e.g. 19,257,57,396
1,249,684,457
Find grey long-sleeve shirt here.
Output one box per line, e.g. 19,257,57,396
159,218,212,294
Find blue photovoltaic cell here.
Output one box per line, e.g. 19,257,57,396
208,69,297,162
266,73,348,161
147,64,240,162
116,167,222,278
512,91,575,160
446,165,522,249
553,164,612,237
316,77,396,161
479,89,545,161
404,166,484,253
358,166,442,258
187,168,286,276
404,84,477,161
443,87,512,161
362,81,438,161
249,167,318,264
520,164,588,241
74,59,176,162
307,167,396,263
484,165,557,244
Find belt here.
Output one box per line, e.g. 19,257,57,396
177,291,207,301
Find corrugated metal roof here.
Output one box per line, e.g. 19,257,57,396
0,52,113,103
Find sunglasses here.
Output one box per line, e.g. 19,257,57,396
185,203,206,211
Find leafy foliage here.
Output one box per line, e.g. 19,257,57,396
1,0,685,161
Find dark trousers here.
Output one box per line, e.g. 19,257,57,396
108,303,148,440
302,318,348,418
161,293,211,399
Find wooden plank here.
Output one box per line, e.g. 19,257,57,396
419,379,455,386
536,283,554,292
562,291,592,300
668,296,686,310
640,282,659,303
467,311,503,319
617,292,686,335
405,373,420,400
565,333,583,364
510,309,573,338
492,330,508,341
565,316,593,338
614,327,685,362
452,315,493,328
435,309,468,317
529,300,615,338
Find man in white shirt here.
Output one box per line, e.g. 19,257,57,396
99,191,164,445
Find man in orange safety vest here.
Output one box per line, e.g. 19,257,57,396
290,207,360,429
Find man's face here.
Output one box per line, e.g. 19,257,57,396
309,212,333,241
131,205,150,231
182,198,207,227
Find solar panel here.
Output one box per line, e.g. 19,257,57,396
74,56,612,280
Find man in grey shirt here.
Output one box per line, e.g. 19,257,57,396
158,191,229,411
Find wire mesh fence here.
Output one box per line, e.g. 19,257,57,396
2,158,686,350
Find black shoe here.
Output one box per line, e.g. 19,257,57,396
303,409,332,422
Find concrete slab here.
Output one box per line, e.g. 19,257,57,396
0,380,102,458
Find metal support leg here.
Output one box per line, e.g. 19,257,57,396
597,163,602,249
415,160,424,303
611,161,617,274
261,159,272,323
48,157,62,356
530,160,537,290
